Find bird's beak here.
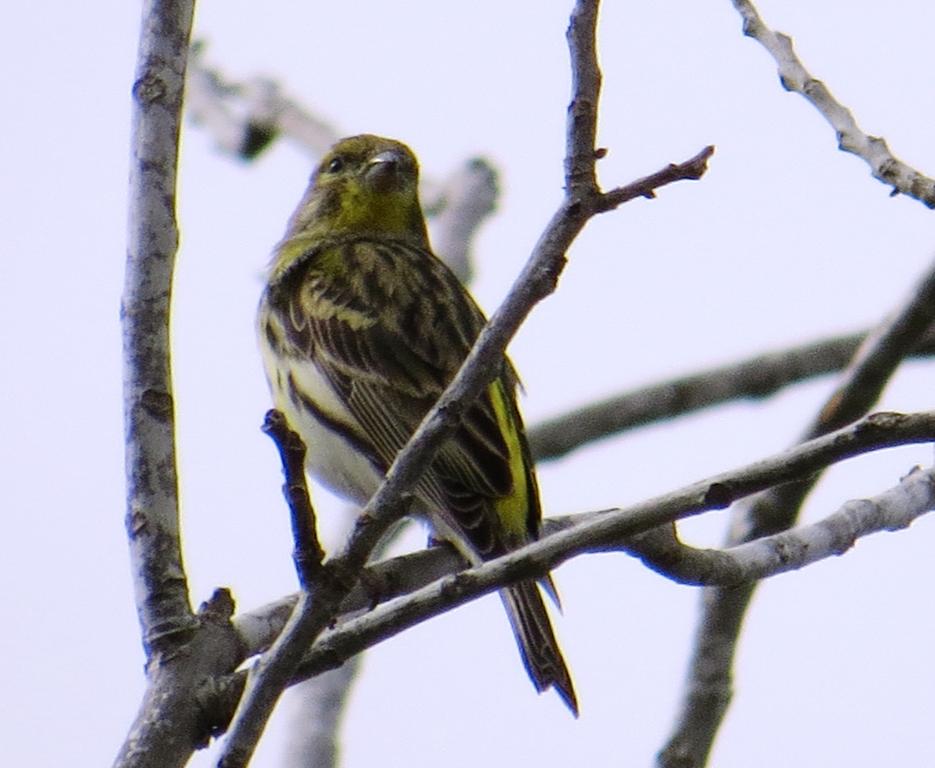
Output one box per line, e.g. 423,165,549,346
364,150,403,192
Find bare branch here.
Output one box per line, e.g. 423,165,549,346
428,158,499,284
629,466,935,585
114,589,243,768
186,44,338,159
262,414,364,768
262,408,360,768
202,414,935,739
731,258,935,545
189,49,499,764
292,462,935,684
280,662,360,768
660,254,935,768
229,546,464,662
596,145,714,212
216,0,714,760
226,410,935,669
730,0,935,208
564,0,601,194
529,326,935,461
122,0,195,663
115,4,225,768
187,44,500,274
115,7,256,768
262,410,325,586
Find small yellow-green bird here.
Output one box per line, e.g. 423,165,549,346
257,134,577,714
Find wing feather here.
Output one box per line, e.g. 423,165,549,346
269,234,530,557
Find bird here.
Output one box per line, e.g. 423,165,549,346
257,134,577,714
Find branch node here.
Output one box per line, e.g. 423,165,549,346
199,588,236,622
140,388,174,422
132,71,168,104
703,482,734,509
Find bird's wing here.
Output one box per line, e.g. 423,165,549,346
274,236,534,557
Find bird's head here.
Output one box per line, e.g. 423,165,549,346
284,134,429,245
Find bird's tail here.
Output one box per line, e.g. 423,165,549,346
501,580,578,716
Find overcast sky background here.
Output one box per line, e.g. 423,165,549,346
4,2,935,766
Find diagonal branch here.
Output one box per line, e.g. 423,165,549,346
186,44,500,256
731,0,935,208
737,258,935,543
291,462,935,683
626,466,935,585
529,326,935,461
191,31,497,768
216,0,714,763
186,43,338,159
230,410,935,659
659,254,935,768
208,411,935,727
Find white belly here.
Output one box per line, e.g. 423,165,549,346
258,315,483,564
260,340,384,506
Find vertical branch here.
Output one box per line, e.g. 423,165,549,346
565,0,602,195
114,4,253,768
262,410,326,587
280,663,359,768
428,158,499,284
123,0,197,655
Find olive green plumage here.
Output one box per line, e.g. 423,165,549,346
257,134,577,714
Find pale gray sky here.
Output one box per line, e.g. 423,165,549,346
4,2,935,766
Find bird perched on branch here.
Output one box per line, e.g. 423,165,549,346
257,134,577,714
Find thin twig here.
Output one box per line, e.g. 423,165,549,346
596,146,714,210
262,410,325,586
731,0,935,208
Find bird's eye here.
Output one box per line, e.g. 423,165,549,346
326,156,345,174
